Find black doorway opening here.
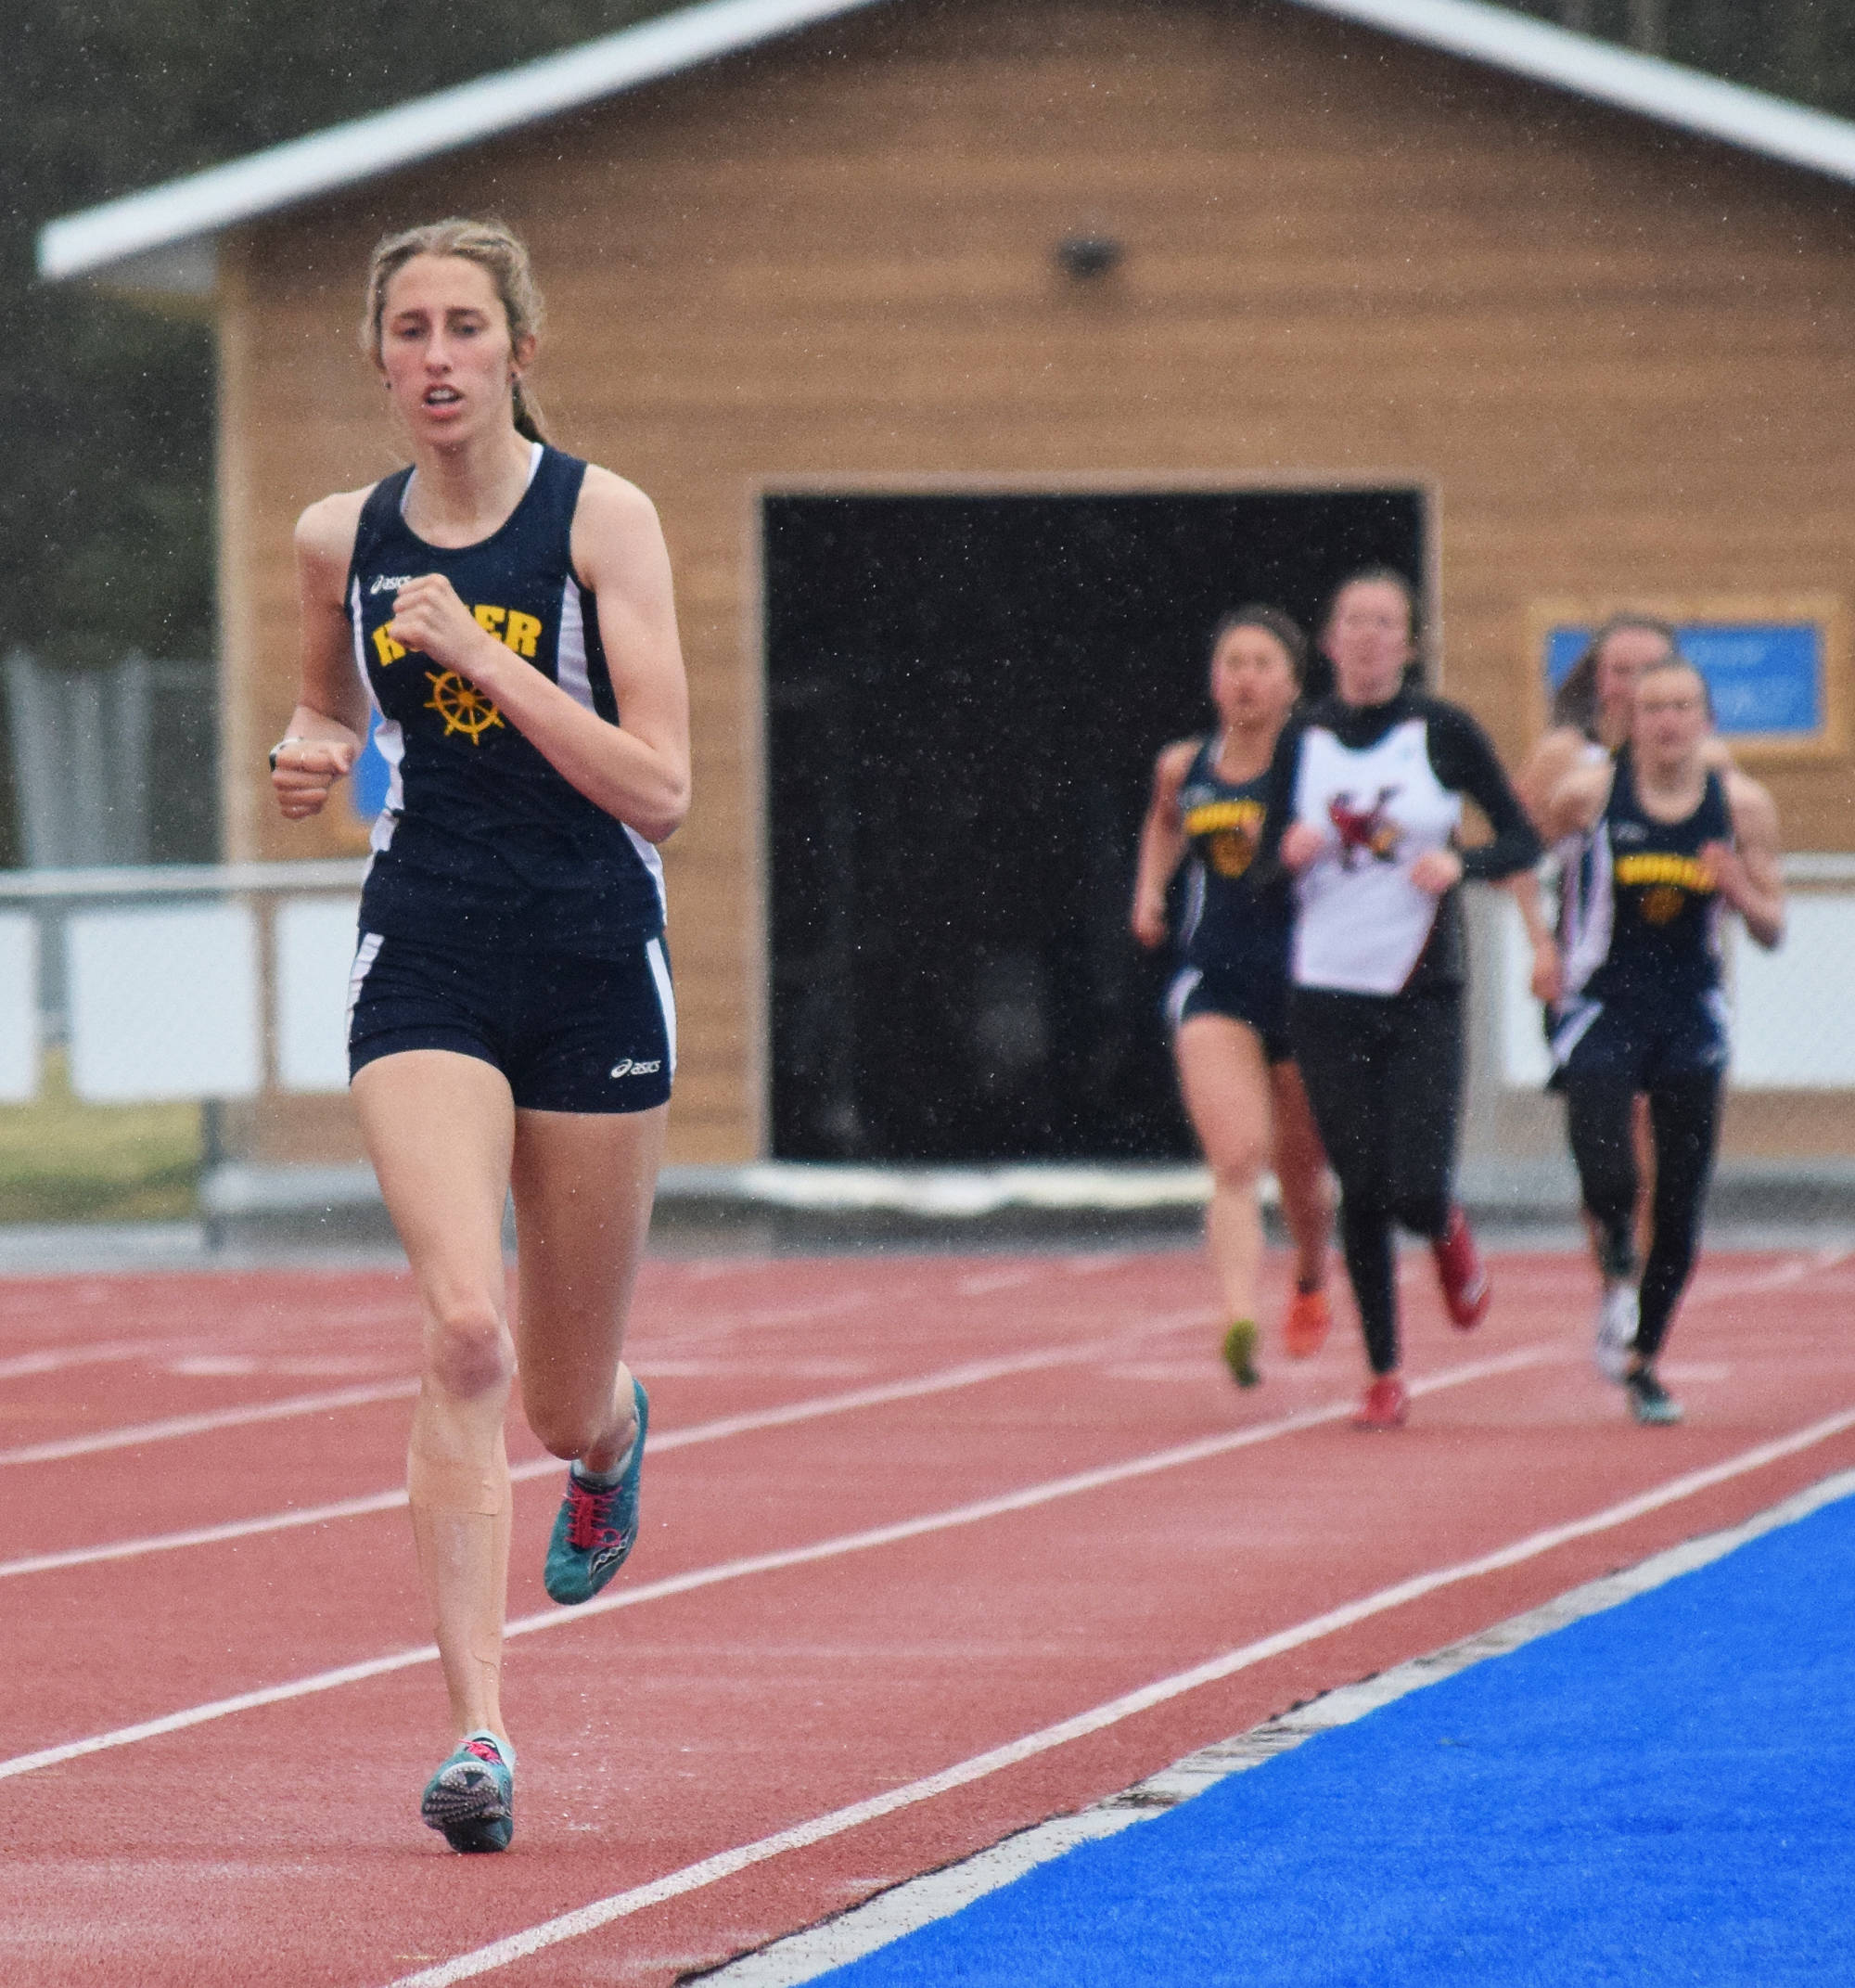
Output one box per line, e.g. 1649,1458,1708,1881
764,488,1427,1163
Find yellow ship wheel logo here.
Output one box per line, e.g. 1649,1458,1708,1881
425,669,506,744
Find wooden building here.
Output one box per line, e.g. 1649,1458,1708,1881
42,0,1855,1173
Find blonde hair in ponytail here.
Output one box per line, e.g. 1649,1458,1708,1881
362,217,549,442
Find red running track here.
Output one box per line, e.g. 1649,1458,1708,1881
2,1242,1852,1986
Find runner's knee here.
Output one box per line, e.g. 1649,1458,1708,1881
424,1302,514,1402
525,1394,623,1462
1207,1136,1269,1191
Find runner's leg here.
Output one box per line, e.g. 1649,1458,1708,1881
1293,990,1399,1376
1635,1071,1722,1364
509,1101,669,1471
1269,1059,1333,1294
1175,1014,1274,1331
353,1050,517,1744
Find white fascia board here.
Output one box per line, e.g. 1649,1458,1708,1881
37,0,891,283
1297,0,1855,184
39,0,1855,289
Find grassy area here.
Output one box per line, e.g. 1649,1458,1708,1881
0,1052,202,1224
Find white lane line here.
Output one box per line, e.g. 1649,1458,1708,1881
0,1344,1548,1784
0,1317,1214,1583
0,1338,206,1382
0,1379,423,1468
1686,1251,1849,1302
953,1268,1039,1297
377,1400,1855,1988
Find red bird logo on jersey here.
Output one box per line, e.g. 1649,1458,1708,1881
1329,789,1401,867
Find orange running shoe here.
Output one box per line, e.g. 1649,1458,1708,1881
1432,1206,1491,1329
1353,1374,1409,1430
1283,1286,1331,1359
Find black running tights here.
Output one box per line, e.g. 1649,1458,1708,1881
1563,1071,1721,1364
1291,984,1463,1378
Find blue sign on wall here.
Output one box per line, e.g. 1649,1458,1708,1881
1544,622,1823,737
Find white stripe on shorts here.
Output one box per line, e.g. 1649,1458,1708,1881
646,935,677,1078
1165,966,1202,1033
346,931,384,1039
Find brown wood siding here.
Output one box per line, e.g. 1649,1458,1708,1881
219,0,1855,1165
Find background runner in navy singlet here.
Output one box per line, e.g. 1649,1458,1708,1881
1543,657,1785,1424
1133,609,1333,1387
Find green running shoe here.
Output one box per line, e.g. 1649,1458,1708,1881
544,1376,648,1605
420,1731,514,1853
1221,1319,1260,1390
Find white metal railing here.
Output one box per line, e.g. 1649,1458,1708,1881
0,851,1849,1109
0,859,367,1104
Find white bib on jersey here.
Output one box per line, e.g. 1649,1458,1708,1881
1291,717,1463,994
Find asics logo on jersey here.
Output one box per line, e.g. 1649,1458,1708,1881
368,574,415,595
1328,789,1402,867
609,1058,662,1079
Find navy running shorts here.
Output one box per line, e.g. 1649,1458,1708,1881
1548,987,1729,1092
347,931,675,1112
1165,960,1294,1065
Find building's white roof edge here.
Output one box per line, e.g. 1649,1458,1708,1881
37,0,890,282
1299,0,1855,182
39,0,1855,287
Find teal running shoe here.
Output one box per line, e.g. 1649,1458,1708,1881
544,1376,648,1606
420,1731,514,1853
1626,1367,1683,1426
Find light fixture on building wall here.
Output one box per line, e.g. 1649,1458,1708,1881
1055,234,1123,279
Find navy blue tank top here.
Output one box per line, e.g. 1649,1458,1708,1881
1175,737,1290,981
1574,746,1730,1004
347,444,665,956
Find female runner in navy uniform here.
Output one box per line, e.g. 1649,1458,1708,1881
1543,657,1784,1423
1515,615,1741,1376
272,219,689,1851
1260,571,1542,1429
1132,609,1332,1388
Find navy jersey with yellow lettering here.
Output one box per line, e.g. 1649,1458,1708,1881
1175,737,1290,981
1561,745,1729,1006
348,442,665,956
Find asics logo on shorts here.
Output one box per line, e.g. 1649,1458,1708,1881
609,1058,662,1078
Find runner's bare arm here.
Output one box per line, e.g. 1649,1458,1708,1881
1514,725,1587,833
274,490,371,820
1131,740,1197,949
1505,869,1563,1004
1708,775,1785,951
1542,758,1613,844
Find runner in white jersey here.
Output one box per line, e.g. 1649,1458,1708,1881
1257,571,1541,1429
272,220,690,1853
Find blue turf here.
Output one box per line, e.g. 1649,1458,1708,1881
821,1493,1855,1986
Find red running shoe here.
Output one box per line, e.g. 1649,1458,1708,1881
1283,1287,1331,1359
1432,1206,1490,1328
1353,1374,1408,1430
